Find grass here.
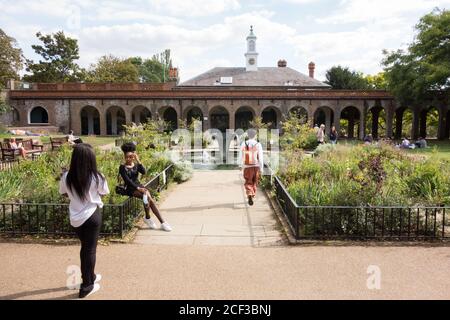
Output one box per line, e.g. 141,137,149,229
408,140,450,161
336,139,450,161
0,133,117,148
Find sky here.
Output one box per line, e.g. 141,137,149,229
1,0,449,82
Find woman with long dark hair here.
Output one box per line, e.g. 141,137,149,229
59,144,109,299
119,143,172,232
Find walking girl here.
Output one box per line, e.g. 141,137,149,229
59,144,109,299
119,143,172,232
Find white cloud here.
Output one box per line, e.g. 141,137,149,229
317,0,450,24
3,0,450,82
149,0,241,17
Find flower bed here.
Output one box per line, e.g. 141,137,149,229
270,143,450,240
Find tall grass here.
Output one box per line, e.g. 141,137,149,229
280,143,450,207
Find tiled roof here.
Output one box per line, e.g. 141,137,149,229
179,67,331,88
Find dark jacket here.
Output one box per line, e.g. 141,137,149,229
119,163,146,193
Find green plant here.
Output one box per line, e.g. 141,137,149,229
281,114,318,151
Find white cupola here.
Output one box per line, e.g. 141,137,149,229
245,26,258,72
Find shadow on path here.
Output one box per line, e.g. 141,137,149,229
163,203,243,212
0,287,78,300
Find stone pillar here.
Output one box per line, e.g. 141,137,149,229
359,108,366,140
308,109,315,128
100,111,107,136
229,111,235,130
125,108,133,126
395,109,403,140
386,106,394,139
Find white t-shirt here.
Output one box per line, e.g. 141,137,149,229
238,139,264,171
59,173,110,228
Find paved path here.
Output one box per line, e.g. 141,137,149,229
2,170,450,300
1,243,450,300
134,170,284,247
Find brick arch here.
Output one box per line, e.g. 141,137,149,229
340,106,361,139
418,105,441,139
394,106,414,139
29,106,49,125
157,106,179,131
261,106,282,129
106,106,126,135
209,105,230,133
366,104,387,140
131,105,152,125
288,106,309,124
80,105,101,135
313,106,335,135
235,106,255,131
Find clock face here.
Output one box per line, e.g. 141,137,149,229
249,58,255,65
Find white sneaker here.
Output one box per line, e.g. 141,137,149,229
144,217,157,229
80,283,100,299
71,275,101,291
161,222,172,232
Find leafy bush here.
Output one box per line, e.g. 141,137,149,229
279,144,450,207
281,114,318,151
173,160,194,183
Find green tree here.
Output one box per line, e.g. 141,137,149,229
24,31,85,83
87,55,139,83
365,72,388,90
0,98,10,115
325,66,370,90
152,49,173,82
0,29,23,88
129,57,164,83
382,9,450,105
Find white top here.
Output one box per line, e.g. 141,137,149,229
59,173,110,228
238,139,264,171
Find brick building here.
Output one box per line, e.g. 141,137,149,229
2,27,449,140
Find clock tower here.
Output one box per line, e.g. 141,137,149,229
245,26,258,72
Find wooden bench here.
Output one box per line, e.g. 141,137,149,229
50,137,69,151
1,141,21,161
21,139,44,160
1,139,44,161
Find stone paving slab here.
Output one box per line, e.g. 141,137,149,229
134,170,284,247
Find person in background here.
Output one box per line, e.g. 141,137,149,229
314,124,320,133
239,129,264,206
415,137,428,149
329,126,338,145
317,124,326,144
364,134,374,145
401,137,411,149
9,138,27,158
59,144,109,299
68,130,83,145
119,143,172,232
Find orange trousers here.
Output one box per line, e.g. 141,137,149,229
243,167,260,197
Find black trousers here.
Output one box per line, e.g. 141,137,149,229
74,208,102,294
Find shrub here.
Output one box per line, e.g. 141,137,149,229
279,144,450,207
281,114,318,151
173,160,194,183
